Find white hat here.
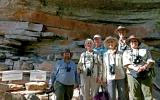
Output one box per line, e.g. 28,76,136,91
103,36,118,48
104,36,118,43
93,34,101,39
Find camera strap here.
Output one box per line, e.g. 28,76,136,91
101,53,103,66
108,53,116,66
83,51,95,69
108,53,116,75
66,61,70,69
131,48,140,64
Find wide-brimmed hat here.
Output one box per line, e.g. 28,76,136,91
61,48,73,57
103,36,118,47
127,34,141,45
93,34,101,39
115,26,129,34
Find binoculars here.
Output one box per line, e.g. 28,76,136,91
66,67,71,72
86,68,92,76
132,55,142,64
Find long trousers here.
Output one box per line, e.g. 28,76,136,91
127,74,153,100
54,81,74,100
107,78,126,100
80,74,99,100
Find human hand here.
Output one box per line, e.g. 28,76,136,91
96,77,103,84
133,65,142,72
137,65,146,72
45,86,54,94
77,68,82,73
133,66,140,72
74,84,79,89
140,64,148,71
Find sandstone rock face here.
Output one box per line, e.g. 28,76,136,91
0,0,160,39
0,1,159,68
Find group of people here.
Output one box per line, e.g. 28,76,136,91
50,26,155,100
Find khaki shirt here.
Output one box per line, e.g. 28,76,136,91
123,48,155,74
77,51,102,78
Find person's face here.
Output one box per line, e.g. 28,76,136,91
85,41,93,51
94,37,101,47
63,52,71,60
118,29,127,39
106,39,117,49
130,39,139,49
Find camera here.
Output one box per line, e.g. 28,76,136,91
86,68,92,76
132,55,142,64
109,64,115,75
66,67,71,72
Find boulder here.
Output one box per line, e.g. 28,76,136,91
0,63,8,71
25,82,47,91
38,61,54,72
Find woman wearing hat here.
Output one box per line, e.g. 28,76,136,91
50,48,79,100
115,26,130,52
77,38,102,100
123,34,155,100
103,36,126,100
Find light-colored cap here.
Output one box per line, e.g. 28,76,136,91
93,34,101,39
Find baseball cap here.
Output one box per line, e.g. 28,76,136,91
93,34,101,39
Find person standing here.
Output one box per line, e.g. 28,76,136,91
93,34,107,56
93,34,107,87
51,48,78,100
115,26,130,52
77,38,102,100
123,34,155,100
103,36,126,100
115,26,130,100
